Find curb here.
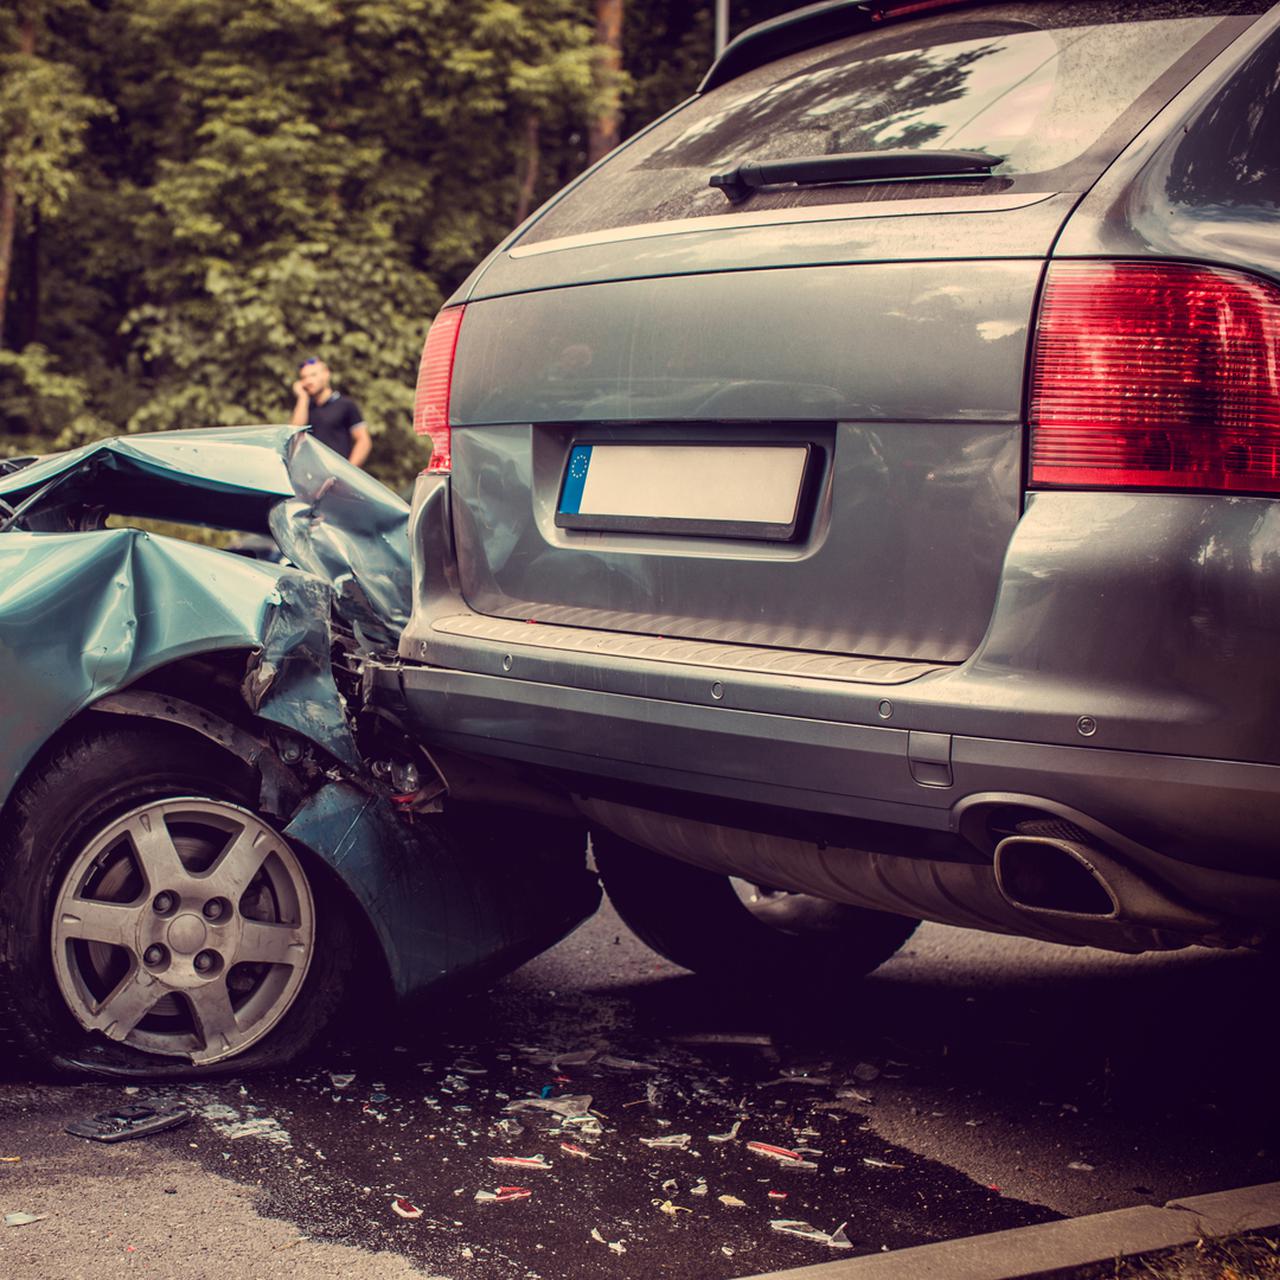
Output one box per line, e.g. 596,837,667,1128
743,1181,1280,1280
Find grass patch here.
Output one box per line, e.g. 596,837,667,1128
1068,1231,1280,1280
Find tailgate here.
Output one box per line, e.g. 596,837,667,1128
447,250,1037,664
431,4,1256,666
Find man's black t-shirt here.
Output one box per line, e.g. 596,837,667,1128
306,392,363,457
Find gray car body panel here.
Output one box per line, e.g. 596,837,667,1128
463,192,1073,299
1053,7,1280,278
392,475,1280,882
386,7,1280,944
448,259,1038,662
442,11,1278,664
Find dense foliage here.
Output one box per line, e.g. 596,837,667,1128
1,0,804,487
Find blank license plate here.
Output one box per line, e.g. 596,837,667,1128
556,443,810,541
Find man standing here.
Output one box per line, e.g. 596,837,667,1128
290,357,372,467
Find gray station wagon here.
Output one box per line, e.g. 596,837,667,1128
374,0,1280,982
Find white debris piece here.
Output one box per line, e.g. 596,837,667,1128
708,1119,742,1143
770,1219,853,1248
640,1133,692,1150
504,1094,594,1120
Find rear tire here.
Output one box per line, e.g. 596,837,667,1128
593,828,919,984
0,722,353,1077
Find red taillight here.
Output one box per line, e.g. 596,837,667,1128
413,305,465,475
1029,261,1280,495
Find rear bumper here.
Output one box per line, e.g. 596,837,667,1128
380,475,1280,918
375,658,1280,917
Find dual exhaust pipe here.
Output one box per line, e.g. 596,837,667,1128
993,831,1215,935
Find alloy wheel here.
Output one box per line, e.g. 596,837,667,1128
50,797,315,1065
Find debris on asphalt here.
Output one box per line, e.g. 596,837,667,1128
691,1179,709,1197
597,1054,659,1072
551,1049,597,1069
655,1199,691,1215
224,1116,291,1144
746,1141,819,1169
640,1133,692,1150
196,1103,292,1147
329,1073,356,1090
66,1103,191,1143
863,1156,905,1169
770,1218,854,1248
489,1154,552,1170
763,1072,832,1088
708,1119,743,1143
496,1118,525,1138
769,1190,789,1200
4,1212,47,1227
0,1156,20,1162
560,1142,599,1160
504,1094,593,1120
391,1197,423,1220
852,1063,881,1082
475,1186,533,1203
1068,1160,1097,1171
718,1195,747,1208
836,1087,874,1103
590,1227,627,1254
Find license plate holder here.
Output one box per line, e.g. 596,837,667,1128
555,442,812,541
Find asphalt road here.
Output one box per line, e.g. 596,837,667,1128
1,903,1275,1279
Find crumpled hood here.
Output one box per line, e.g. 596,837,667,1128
0,424,411,645
0,425,411,804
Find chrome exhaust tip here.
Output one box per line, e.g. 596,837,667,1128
993,834,1217,933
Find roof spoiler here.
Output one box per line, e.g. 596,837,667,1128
699,0,977,94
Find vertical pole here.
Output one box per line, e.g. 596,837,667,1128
588,0,624,164
714,0,729,58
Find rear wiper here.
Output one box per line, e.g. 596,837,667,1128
709,150,1002,204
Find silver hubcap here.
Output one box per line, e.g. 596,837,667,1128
51,798,315,1065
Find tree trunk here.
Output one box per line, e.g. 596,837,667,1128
0,13,38,349
587,0,623,166
514,111,542,225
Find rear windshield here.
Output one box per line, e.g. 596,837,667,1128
520,2,1262,246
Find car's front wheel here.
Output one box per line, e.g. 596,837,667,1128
0,722,352,1076
593,828,920,985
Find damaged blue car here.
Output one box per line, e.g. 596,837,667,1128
0,425,599,1076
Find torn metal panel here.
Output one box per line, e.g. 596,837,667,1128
0,425,411,646
0,424,412,797
284,782,600,1000
269,432,413,648
0,527,358,807
241,572,363,771
0,426,296,533
0,530,284,802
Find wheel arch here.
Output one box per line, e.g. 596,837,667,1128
0,655,397,1017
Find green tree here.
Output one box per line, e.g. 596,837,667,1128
100,0,607,487
0,0,110,446
0,0,813,484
